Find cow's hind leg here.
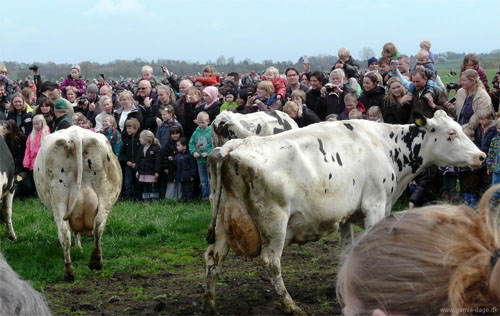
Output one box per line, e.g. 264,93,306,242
259,209,305,315
54,211,74,282
0,190,16,241
74,232,83,251
203,222,229,315
89,205,108,270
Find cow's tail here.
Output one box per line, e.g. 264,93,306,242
206,147,224,244
63,131,83,221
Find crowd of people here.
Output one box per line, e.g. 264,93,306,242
1,41,500,205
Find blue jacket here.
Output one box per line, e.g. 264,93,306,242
7,110,32,135
156,120,183,149
174,151,197,182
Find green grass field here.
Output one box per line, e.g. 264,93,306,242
0,199,212,291
438,68,497,98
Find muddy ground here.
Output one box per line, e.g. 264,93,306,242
44,237,343,315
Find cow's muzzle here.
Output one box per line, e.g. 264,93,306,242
470,152,486,167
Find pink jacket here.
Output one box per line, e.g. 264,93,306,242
23,127,50,170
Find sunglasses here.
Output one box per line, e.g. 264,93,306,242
138,87,147,90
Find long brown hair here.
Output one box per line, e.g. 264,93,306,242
337,186,500,315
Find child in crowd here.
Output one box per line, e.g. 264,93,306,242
136,130,161,202
189,111,212,201
461,130,481,207
156,105,183,149
161,125,183,200
174,137,198,202
487,119,500,194
73,112,92,130
340,93,365,120
194,65,220,87
348,109,363,119
377,57,393,86
290,90,307,110
219,90,239,112
419,40,435,63
381,42,400,60
59,65,86,98
23,115,50,172
333,47,361,93
367,106,383,122
101,115,122,158
119,118,141,201
475,108,497,193
264,67,286,102
139,65,161,90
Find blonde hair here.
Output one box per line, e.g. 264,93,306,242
30,115,49,149
0,62,7,74
202,65,217,76
367,106,383,121
196,111,209,121
290,89,306,103
385,77,408,105
462,69,485,95
283,101,302,118
417,49,429,60
348,109,362,119
187,86,201,98
141,65,153,74
118,90,133,101
382,42,398,57
125,117,140,129
344,93,357,104
420,40,432,50
265,67,279,76
476,107,495,120
257,81,276,95
337,186,500,315
338,47,351,58
157,85,177,104
139,129,160,147
102,114,117,129
100,95,112,107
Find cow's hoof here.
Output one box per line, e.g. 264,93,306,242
89,258,102,270
63,264,75,282
283,304,306,315
202,299,219,315
7,233,17,241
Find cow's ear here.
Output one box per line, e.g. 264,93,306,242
412,111,427,127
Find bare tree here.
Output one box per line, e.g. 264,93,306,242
359,47,375,61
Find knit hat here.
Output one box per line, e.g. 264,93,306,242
54,99,69,110
87,84,99,94
368,57,378,67
71,64,81,73
202,86,219,107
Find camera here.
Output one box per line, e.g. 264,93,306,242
28,64,39,71
325,83,334,93
446,82,459,90
78,94,89,105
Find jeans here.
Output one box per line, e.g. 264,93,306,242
492,172,500,198
124,166,139,200
198,162,210,200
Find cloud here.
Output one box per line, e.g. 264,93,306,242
84,0,148,16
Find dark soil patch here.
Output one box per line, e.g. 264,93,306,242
44,237,342,315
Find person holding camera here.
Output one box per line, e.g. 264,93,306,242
315,68,355,121
446,69,493,135
244,81,282,114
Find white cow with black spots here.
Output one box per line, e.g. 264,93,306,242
0,137,16,241
211,110,298,147
204,110,485,314
34,127,122,281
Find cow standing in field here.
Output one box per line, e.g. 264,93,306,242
34,127,122,281
0,137,16,241
211,110,298,147
204,110,485,314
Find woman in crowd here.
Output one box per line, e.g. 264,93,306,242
337,186,500,315
33,97,55,132
447,69,493,135
114,90,143,137
196,86,220,123
460,53,490,93
282,101,320,128
7,92,33,135
305,71,325,116
245,81,282,113
65,89,78,108
300,73,311,90
94,95,114,133
358,72,386,113
20,87,35,112
146,85,177,134
382,77,409,124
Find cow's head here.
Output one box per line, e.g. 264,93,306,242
415,110,485,168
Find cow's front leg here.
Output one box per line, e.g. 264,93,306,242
258,209,305,315
89,204,108,270
54,213,74,282
0,190,16,241
203,219,229,315
361,196,387,230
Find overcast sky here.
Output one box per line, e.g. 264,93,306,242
1,0,498,64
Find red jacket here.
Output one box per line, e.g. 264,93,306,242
194,75,221,86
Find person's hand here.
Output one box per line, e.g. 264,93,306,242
302,62,310,73
156,117,162,126
89,102,96,112
168,156,173,161
201,152,207,158
131,163,136,169
335,62,344,69
424,93,435,109
136,171,139,179
333,85,343,94
390,60,398,71
445,101,455,110
154,173,159,179
409,202,415,209
193,152,200,158
127,161,133,167
320,87,327,98
415,65,424,71
164,169,169,174
144,97,151,107
162,66,170,78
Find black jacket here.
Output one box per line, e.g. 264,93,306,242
114,107,143,138
358,86,386,113
160,139,179,182
306,88,322,116
5,134,27,174
119,133,141,164
315,87,355,120
296,109,321,127
331,57,362,83
54,113,72,131
174,152,197,182
135,143,161,176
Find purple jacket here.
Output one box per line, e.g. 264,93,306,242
60,75,87,97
